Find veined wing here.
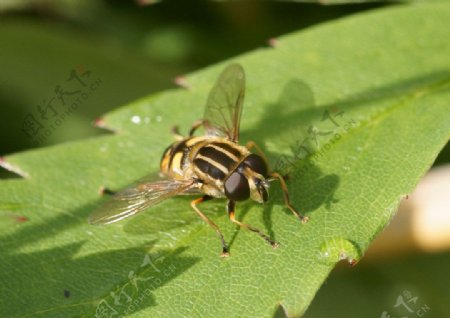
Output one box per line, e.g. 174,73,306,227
89,178,197,225
203,63,245,142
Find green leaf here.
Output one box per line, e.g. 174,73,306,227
1,3,450,317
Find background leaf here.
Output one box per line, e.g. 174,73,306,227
305,251,450,317
1,2,450,317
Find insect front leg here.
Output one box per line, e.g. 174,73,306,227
269,172,309,223
171,125,184,141
227,200,278,248
191,195,229,257
188,119,205,136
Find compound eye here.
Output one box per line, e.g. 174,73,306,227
224,172,250,201
243,154,268,177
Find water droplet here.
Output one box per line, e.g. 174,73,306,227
131,115,141,124
317,238,361,265
156,115,162,122
144,116,150,124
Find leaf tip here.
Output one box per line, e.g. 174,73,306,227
273,302,289,318
135,0,157,6
0,156,29,178
173,76,191,89
93,117,117,133
267,37,280,48
1,212,29,224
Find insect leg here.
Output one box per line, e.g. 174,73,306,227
269,172,309,223
191,195,229,257
227,200,278,248
188,119,204,136
171,125,184,141
245,140,269,166
98,186,116,196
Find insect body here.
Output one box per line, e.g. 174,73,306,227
161,136,266,203
89,64,308,256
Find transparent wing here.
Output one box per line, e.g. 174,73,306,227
203,63,245,142
89,178,196,225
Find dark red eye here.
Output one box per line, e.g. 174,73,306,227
224,172,250,201
243,154,268,177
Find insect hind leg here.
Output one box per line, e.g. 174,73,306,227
227,200,278,248
99,186,116,196
191,195,229,257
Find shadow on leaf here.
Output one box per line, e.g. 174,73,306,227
0,240,199,317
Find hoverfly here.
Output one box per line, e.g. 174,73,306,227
89,63,308,256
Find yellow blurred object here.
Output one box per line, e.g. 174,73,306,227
367,164,450,257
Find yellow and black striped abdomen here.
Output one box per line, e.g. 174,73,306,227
193,141,246,181
160,136,204,179
160,136,249,182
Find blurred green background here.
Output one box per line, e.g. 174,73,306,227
0,1,449,317
0,0,385,157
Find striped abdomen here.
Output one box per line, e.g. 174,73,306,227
160,136,249,183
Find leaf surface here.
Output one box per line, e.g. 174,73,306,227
1,3,450,317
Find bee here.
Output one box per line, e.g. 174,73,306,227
89,63,308,256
